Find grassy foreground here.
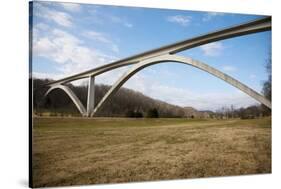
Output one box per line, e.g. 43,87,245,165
32,117,271,187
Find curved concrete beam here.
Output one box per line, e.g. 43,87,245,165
47,17,271,86
91,54,271,116
45,85,87,116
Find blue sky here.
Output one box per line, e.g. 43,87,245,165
31,1,271,111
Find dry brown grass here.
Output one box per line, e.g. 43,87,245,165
32,117,271,187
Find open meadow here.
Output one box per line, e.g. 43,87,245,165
32,117,271,187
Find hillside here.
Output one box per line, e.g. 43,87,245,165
33,78,204,118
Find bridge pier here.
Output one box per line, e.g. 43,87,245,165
87,75,95,117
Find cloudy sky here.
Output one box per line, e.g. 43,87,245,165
31,1,271,111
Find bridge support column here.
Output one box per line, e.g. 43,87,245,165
87,76,95,117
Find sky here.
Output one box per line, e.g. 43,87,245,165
31,1,271,111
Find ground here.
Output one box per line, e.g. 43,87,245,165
32,117,271,187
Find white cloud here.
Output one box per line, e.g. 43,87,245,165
108,15,133,28
33,23,49,41
83,31,119,53
222,65,237,72
47,11,72,27
83,31,111,43
202,12,225,22
33,72,63,80
200,42,224,56
33,28,117,78
60,2,81,12
87,8,133,28
167,15,191,26
34,23,49,31
34,3,73,27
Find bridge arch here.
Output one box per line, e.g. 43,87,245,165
91,54,271,116
45,85,87,116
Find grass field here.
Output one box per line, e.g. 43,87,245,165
32,117,271,187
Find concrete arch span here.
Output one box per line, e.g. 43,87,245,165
45,85,87,116
91,54,271,116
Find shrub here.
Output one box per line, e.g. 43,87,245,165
126,110,143,118
146,108,159,118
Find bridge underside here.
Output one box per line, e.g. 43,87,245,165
43,17,272,117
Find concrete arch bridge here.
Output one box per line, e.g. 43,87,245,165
44,17,272,117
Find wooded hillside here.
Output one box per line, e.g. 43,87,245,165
32,78,270,118
33,78,189,117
